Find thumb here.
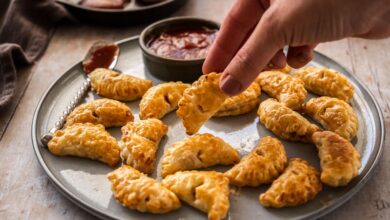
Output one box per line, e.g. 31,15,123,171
220,11,284,96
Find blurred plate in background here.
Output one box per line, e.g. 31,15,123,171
57,0,187,25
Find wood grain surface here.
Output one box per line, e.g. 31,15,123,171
0,0,389,219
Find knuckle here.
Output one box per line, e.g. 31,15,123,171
234,50,258,72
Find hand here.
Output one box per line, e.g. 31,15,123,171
203,0,390,95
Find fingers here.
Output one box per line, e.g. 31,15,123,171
202,0,267,74
286,44,317,68
220,10,284,95
268,49,287,69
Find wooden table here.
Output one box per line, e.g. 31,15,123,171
0,0,389,219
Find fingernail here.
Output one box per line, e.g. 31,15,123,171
271,57,286,69
220,74,242,96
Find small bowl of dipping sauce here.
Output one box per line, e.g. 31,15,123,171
139,16,219,82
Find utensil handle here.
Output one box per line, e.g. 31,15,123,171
40,78,91,146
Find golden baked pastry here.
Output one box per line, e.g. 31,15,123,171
139,82,190,119
258,99,321,143
161,171,230,220
107,165,180,213
161,133,240,177
303,96,359,140
256,70,307,110
176,72,228,135
89,68,152,101
293,67,354,102
121,119,168,173
225,136,287,187
214,82,261,117
259,158,322,208
65,98,133,127
312,131,361,187
48,123,120,166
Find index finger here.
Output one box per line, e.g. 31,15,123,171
202,0,267,74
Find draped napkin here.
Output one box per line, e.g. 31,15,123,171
0,0,69,110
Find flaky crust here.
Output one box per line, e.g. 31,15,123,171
258,99,321,143
139,82,190,119
107,165,180,213
256,71,307,110
65,98,133,127
293,67,354,102
121,119,168,173
225,136,287,187
161,171,230,220
176,73,228,135
303,96,359,140
312,131,361,187
214,82,261,117
259,158,322,208
89,68,152,101
48,123,120,166
161,133,240,177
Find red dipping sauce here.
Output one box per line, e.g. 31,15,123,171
82,42,119,73
148,27,217,60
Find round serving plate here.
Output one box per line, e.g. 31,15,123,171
57,0,188,25
32,36,384,220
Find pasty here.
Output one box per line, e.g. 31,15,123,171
161,133,240,177
65,98,133,127
293,67,354,102
256,70,307,110
312,131,361,187
225,136,287,187
139,82,190,119
121,119,168,173
214,82,260,117
48,123,120,166
258,99,321,143
259,158,322,208
89,68,152,101
177,73,228,135
107,165,180,213
303,96,358,140
161,170,230,220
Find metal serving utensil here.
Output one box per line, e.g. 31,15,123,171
40,42,119,146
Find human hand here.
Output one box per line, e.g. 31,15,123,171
203,0,390,95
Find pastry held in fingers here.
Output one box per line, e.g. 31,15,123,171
258,99,321,143
293,67,354,102
48,123,120,166
161,171,230,220
256,70,307,110
259,158,322,208
65,98,133,127
89,68,152,101
107,165,180,213
139,82,190,119
120,119,168,173
161,133,240,177
176,72,228,135
214,82,261,117
312,131,361,187
303,96,359,140
225,136,287,187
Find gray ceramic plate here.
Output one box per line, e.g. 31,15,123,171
32,36,384,220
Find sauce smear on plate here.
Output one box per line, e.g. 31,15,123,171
82,42,119,73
